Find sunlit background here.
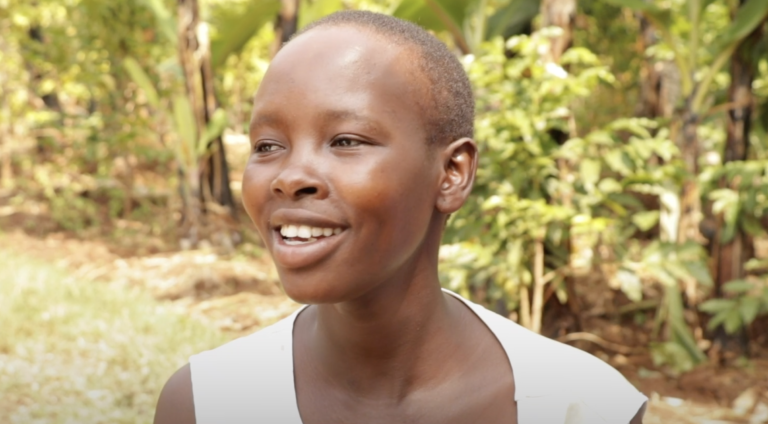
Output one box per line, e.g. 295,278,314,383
1,0,768,422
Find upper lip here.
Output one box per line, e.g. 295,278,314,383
269,209,347,230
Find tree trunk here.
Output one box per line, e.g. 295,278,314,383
540,0,576,62
177,0,236,246
28,25,62,113
0,33,12,189
531,238,546,334
636,15,680,120
272,0,300,56
709,3,761,362
540,0,582,332
676,108,703,244
715,29,756,286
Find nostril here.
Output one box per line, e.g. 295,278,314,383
296,187,318,196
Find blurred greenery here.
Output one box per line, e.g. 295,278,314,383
1,0,768,402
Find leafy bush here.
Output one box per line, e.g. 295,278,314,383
441,29,712,366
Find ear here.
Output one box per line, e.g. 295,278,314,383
436,138,478,214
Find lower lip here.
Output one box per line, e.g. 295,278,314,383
271,229,346,269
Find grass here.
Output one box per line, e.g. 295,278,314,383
0,247,231,424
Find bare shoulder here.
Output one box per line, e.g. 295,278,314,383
154,363,196,424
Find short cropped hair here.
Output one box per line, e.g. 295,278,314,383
294,11,474,145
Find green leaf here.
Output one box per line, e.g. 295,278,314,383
616,269,642,302
706,309,730,330
739,296,761,326
485,0,539,40
172,95,198,164
723,279,754,294
710,188,740,243
701,0,717,12
664,260,694,283
741,215,766,237
392,0,478,52
632,210,659,232
699,298,736,314
122,57,160,109
597,178,622,193
710,188,738,214
666,287,706,363
653,268,678,287
298,0,343,29
650,341,696,374
601,0,672,27
393,0,471,31
721,221,737,244
198,109,229,155
604,150,632,176
579,158,601,187
712,0,768,52
724,308,742,334
745,258,768,272
210,0,282,69
683,261,713,287
138,0,178,45
758,97,768,134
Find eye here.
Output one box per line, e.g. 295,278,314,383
331,137,363,147
254,142,283,153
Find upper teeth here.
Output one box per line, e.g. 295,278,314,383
280,225,342,238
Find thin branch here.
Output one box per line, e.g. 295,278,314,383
557,332,642,355
519,283,532,330
531,239,545,334
689,0,701,78
702,98,754,118
691,43,738,114
644,12,693,96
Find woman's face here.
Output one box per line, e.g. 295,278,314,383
242,26,443,304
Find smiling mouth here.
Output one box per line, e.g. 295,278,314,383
278,224,344,245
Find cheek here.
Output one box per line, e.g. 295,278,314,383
241,163,270,229
342,155,436,242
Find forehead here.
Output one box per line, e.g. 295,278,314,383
251,26,429,134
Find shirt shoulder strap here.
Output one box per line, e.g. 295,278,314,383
189,308,306,424
443,289,647,424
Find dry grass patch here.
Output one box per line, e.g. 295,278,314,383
0,247,231,424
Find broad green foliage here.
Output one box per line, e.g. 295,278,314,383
392,0,539,52
3,0,768,376
442,31,677,304
703,160,768,243
208,0,281,68
0,0,173,230
699,279,768,334
441,29,715,368
604,0,768,112
485,0,539,41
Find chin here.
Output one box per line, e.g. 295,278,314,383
278,274,349,305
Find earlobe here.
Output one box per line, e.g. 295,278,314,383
436,137,478,214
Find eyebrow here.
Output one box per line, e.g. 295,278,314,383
249,113,281,134
319,109,388,136
250,109,386,135
320,109,369,122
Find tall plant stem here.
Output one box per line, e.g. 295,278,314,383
519,283,532,330
531,238,546,334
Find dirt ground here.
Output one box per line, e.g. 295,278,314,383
3,229,766,423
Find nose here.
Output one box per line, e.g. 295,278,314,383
270,154,328,200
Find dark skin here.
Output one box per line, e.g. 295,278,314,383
154,25,645,424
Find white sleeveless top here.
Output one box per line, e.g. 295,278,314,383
190,290,647,424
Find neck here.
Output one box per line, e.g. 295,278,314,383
299,218,461,400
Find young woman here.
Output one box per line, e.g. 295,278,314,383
154,11,647,424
